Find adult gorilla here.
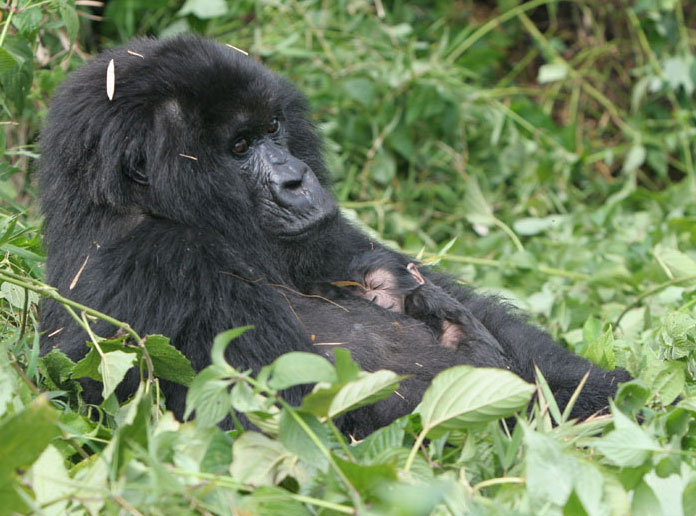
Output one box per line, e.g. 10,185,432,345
39,36,629,436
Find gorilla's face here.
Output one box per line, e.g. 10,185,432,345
231,117,337,239
89,39,342,243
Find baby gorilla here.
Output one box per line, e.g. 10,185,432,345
343,252,506,358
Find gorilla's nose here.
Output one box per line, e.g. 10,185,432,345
270,163,311,209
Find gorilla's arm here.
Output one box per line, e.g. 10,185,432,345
427,273,631,418
313,221,629,419
41,217,318,416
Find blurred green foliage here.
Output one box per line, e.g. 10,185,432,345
1,0,696,514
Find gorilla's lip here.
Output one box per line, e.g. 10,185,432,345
272,206,339,240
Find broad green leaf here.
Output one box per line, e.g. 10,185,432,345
371,149,396,185
650,361,685,405
334,348,360,383
654,245,696,284
663,55,695,95
30,445,72,516
184,365,232,426
0,398,60,476
615,380,650,415
0,48,17,74
98,351,137,399
279,409,329,469
632,480,663,516
657,312,696,360
352,418,407,462
343,78,375,106
683,480,696,516
39,349,75,390
230,381,263,412
144,335,196,386
230,432,293,486
73,338,133,381
415,366,534,432
585,327,616,370
594,407,658,467
524,429,574,507
211,326,252,370
73,440,113,516
58,0,79,43
572,460,606,516
332,453,397,498
464,176,494,227
302,369,404,419
267,352,336,390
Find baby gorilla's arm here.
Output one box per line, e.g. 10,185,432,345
403,265,504,354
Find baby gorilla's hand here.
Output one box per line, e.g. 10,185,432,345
403,265,504,354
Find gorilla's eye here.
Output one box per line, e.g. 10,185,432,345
232,138,249,155
267,118,280,134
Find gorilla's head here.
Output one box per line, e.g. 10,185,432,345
40,36,337,245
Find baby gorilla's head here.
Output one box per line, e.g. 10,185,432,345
349,254,424,312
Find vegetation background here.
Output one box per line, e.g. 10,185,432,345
1,0,695,514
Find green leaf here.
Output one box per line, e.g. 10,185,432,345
279,409,329,469
333,348,360,383
39,349,75,390
184,365,232,426
178,0,227,19
230,432,292,486
415,366,534,433
143,335,196,386
211,326,252,370
352,418,407,461
657,312,696,360
332,454,398,498
371,149,396,185
622,145,646,173
99,350,138,399
683,480,696,516
594,406,658,467
58,0,79,43
0,48,18,74
30,445,72,516
0,398,61,476
525,429,574,506
464,176,494,228
230,381,263,412
343,78,375,106
72,338,134,381
654,245,696,285
302,369,404,419
585,326,616,370
267,352,336,390
650,362,685,405
663,55,695,95
513,215,566,236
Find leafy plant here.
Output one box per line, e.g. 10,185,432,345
2,0,696,514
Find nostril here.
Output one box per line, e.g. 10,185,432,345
283,179,303,191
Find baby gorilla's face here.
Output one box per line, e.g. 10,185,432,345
357,262,425,312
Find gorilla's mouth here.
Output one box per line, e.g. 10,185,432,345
265,200,338,240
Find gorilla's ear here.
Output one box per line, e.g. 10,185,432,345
122,138,148,186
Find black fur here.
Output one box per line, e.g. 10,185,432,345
39,36,630,437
